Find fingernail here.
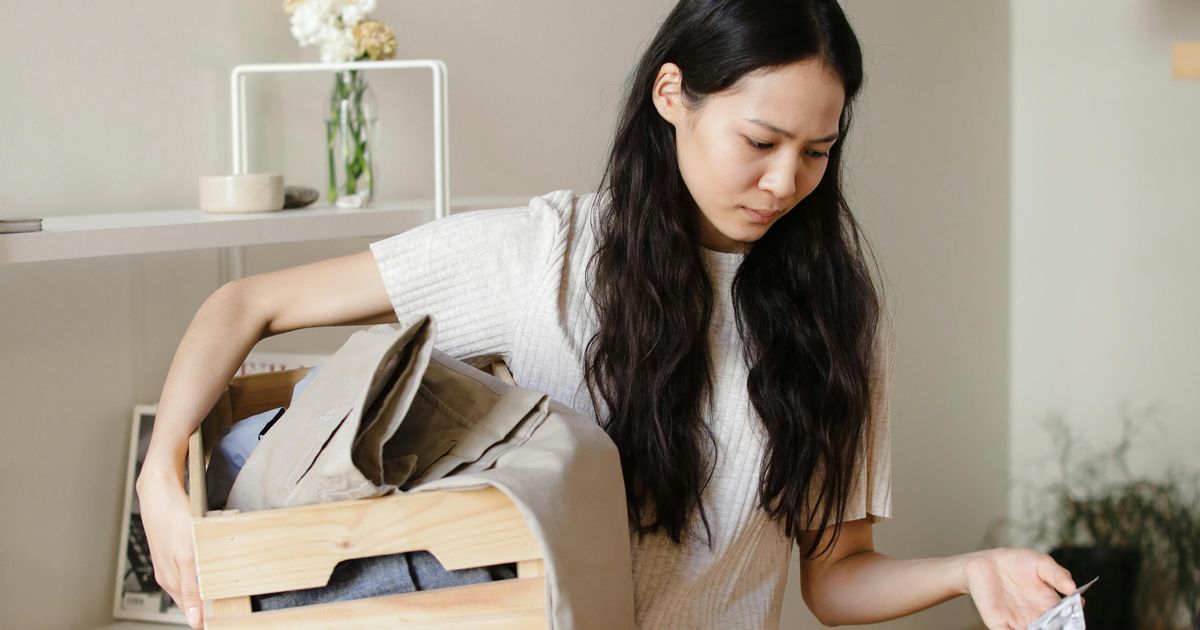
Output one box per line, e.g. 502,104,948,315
186,606,200,626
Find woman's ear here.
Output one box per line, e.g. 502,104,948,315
651,62,686,127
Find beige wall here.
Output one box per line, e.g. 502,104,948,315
1010,1,1200,518
779,2,1012,628
1,2,1014,628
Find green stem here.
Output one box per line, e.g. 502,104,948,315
326,73,343,203
326,119,337,202
342,71,357,195
327,69,373,204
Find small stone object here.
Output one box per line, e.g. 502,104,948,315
199,174,284,214
283,186,320,209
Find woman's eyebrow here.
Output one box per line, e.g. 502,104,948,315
745,117,839,143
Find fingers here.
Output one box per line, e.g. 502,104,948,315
975,550,1079,629
1034,588,1061,615
139,476,202,626
150,553,183,618
1036,554,1076,595
177,556,204,629
1029,555,1071,625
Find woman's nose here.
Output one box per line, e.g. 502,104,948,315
758,156,798,200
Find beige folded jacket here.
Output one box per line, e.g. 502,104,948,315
227,315,635,630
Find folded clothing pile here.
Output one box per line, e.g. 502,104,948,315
204,357,513,612
204,315,635,629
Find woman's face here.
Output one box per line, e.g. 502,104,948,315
652,58,846,253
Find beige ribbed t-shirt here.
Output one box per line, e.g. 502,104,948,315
370,190,895,629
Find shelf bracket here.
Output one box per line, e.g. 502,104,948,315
220,59,451,283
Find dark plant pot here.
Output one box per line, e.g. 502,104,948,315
1049,546,1139,630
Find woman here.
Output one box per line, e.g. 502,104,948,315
138,1,1076,628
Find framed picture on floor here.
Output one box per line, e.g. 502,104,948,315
112,404,187,625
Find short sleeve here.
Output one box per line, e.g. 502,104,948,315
843,309,897,524
368,191,574,360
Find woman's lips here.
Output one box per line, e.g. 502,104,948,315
740,206,778,225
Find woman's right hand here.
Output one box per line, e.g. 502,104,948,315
136,462,205,629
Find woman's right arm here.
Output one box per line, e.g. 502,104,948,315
134,249,397,628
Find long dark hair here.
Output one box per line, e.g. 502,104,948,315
583,0,881,559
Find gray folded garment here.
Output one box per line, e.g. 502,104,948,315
252,550,515,611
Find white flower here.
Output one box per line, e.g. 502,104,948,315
340,4,365,28
289,1,329,45
339,0,377,28
320,30,357,63
285,0,391,64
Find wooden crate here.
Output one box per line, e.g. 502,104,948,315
187,359,547,628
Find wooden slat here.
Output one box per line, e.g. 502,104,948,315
192,366,311,490
198,389,232,462
191,359,544,623
226,367,312,419
490,361,517,386
205,577,546,629
187,429,209,518
1174,41,1200,79
462,355,518,386
517,560,544,578
207,596,252,617
193,487,541,600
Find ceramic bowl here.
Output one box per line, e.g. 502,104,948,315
199,173,285,214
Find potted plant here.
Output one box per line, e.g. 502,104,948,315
998,410,1200,629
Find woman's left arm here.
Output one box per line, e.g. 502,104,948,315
798,518,1077,628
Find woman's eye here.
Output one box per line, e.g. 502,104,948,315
745,137,773,150
805,150,830,159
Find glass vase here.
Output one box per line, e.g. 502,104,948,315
326,69,378,208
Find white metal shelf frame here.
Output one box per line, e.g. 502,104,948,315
224,59,450,281
231,59,450,218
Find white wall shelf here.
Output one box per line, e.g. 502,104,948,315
0,196,528,265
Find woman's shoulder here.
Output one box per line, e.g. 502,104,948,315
518,189,606,257
526,189,604,230
445,189,600,238
538,190,609,272
370,189,603,284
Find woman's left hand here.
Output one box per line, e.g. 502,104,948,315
963,548,1077,630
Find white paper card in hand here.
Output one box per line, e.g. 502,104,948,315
1027,577,1098,630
